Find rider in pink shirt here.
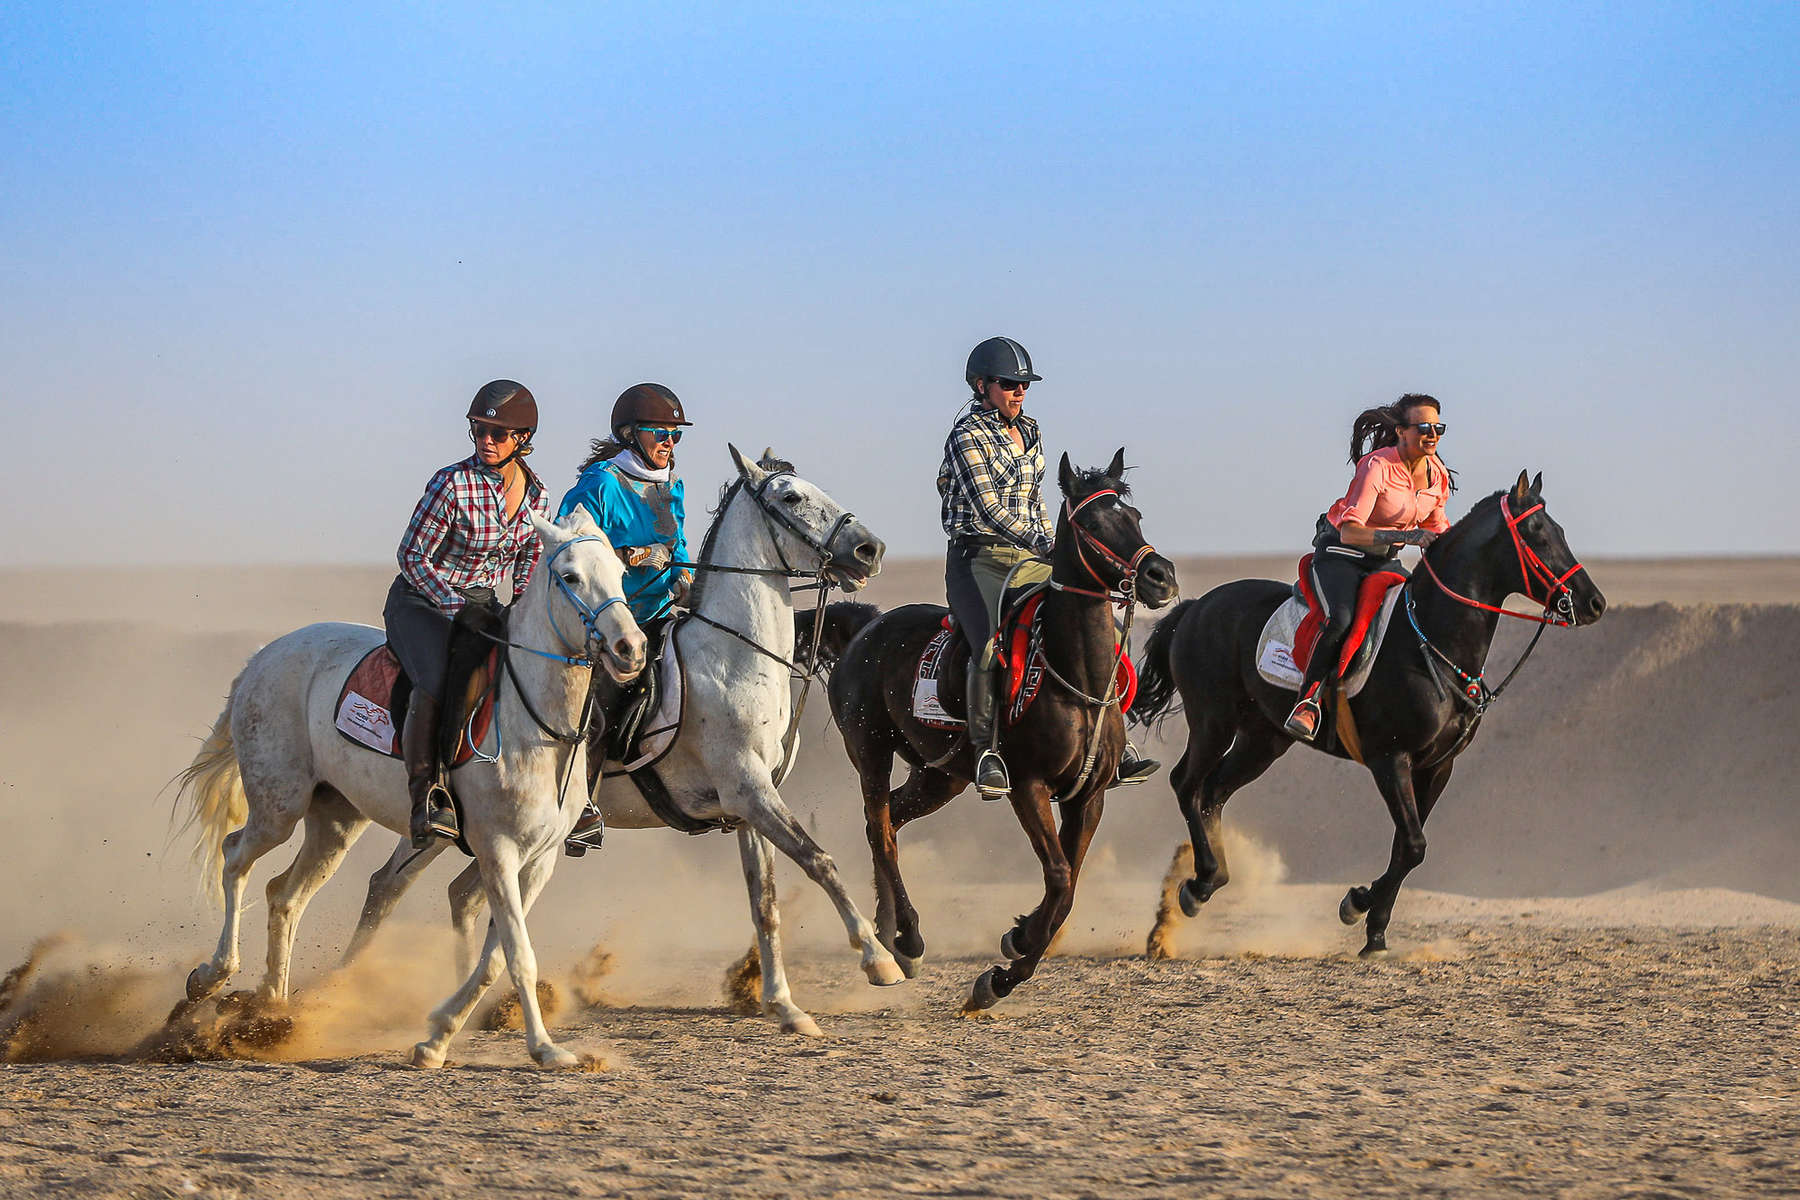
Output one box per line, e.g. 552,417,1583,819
1286,395,1455,742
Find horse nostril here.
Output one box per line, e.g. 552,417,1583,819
855,542,878,563
614,637,638,660
1589,594,1607,618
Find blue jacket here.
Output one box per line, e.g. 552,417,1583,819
558,460,689,622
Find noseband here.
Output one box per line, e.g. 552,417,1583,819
1058,489,1156,602
1420,496,1584,627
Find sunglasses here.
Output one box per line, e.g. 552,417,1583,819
1411,422,1447,436
638,425,683,444
470,424,524,443
991,379,1029,393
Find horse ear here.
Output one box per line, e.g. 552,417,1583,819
1530,471,1543,496
1106,447,1127,481
729,443,767,486
530,511,569,547
559,506,600,537
1511,470,1531,504
1058,451,1076,496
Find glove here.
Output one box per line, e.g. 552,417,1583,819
670,569,693,606
629,544,673,571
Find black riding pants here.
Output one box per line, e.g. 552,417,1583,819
383,577,453,700
1300,537,1394,694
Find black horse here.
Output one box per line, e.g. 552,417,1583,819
824,450,1179,1010
1130,471,1607,956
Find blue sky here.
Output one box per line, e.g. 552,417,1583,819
4,2,1795,563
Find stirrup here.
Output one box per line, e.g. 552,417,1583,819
1115,742,1160,786
564,806,606,858
1284,696,1322,743
411,781,459,849
975,749,1011,800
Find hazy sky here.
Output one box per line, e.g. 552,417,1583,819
5,3,1795,565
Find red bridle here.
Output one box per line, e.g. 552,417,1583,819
1062,489,1155,600
1420,495,1584,626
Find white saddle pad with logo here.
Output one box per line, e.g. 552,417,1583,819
1254,587,1406,698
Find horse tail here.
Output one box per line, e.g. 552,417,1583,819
172,671,248,908
1130,599,1196,729
795,601,883,673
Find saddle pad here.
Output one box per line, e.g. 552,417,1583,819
912,628,964,729
332,644,497,766
615,634,685,772
1255,584,1406,698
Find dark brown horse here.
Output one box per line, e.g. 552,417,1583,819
1130,471,1607,956
823,450,1178,1011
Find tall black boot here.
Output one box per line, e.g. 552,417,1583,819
966,659,1010,800
404,691,458,848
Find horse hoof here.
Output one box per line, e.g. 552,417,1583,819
895,954,923,980
410,1042,446,1070
1359,942,1390,959
1000,929,1027,961
865,957,906,987
534,1045,581,1070
780,1012,824,1038
1178,880,1206,919
185,965,220,1003
1339,888,1369,926
962,968,1002,1014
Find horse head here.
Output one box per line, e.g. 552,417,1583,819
528,509,649,681
728,443,885,592
1055,448,1179,608
1436,471,1606,627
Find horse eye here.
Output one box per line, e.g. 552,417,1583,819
782,492,803,506
561,572,579,584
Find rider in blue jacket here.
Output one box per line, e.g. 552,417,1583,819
559,383,694,853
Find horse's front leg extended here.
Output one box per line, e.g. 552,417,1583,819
737,827,821,1036
723,771,904,988
1344,752,1426,957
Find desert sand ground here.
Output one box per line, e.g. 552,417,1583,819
1,554,1796,1198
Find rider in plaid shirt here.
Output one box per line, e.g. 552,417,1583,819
386,381,550,849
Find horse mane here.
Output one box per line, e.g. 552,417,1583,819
1066,463,1131,499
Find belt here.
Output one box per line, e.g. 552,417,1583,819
952,534,1008,550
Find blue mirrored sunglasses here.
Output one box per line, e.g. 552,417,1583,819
638,425,683,444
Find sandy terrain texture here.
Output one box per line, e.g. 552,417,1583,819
0,555,1795,1197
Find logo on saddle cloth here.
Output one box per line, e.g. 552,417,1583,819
333,644,498,764
912,596,1137,729
1255,553,1408,696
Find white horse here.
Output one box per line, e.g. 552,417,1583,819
347,446,904,1035
175,510,647,1068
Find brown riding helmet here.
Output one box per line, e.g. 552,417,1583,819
610,383,691,439
467,380,539,432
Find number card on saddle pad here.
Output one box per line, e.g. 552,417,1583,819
332,644,498,766
1255,554,1408,696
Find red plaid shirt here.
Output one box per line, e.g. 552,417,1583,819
397,455,550,612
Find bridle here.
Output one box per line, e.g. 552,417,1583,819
1056,489,1157,603
1405,494,1583,741
1420,495,1583,628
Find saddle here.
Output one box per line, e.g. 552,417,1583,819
914,583,1137,729
332,642,499,766
1254,553,1409,696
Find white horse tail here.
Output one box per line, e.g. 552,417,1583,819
173,672,248,907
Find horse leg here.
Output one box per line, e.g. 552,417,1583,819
446,860,490,982
188,779,307,1003
880,764,962,976
968,778,1075,1010
1343,752,1427,957
1169,712,1234,916
737,826,821,1036
343,835,448,967
853,747,905,969
413,845,570,1069
722,772,904,988
1179,719,1291,916
261,786,367,1001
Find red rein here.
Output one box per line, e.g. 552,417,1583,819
1420,497,1583,626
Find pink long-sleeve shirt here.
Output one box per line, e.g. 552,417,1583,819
1325,446,1451,533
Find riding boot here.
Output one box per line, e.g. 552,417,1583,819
1114,739,1160,786
966,660,1010,800
1284,680,1324,743
404,691,459,848
565,802,606,858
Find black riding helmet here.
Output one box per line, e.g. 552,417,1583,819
965,336,1043,388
